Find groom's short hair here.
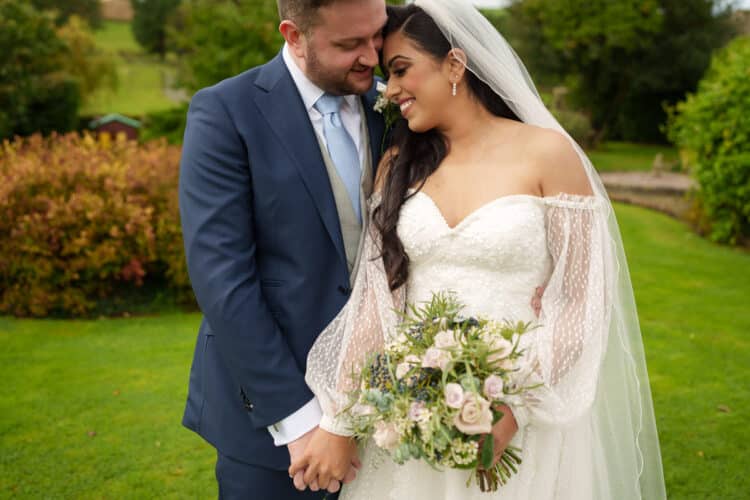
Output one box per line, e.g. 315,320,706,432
277,0,347,32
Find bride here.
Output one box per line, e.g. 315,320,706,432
291,1,666,498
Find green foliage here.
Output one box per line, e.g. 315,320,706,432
130,0,181,57
554,108,594,147
666,36,750,245
0,0,81,138
506,0,734,142
169,0,282,92
29,0,101,28
0,133,191,317
140,104,188,144
57,15,118,102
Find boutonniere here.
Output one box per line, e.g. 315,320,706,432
373,81,401,152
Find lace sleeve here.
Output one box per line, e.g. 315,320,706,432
510,194,614,428
305,197,406,436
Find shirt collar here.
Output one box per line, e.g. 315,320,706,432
282,44,359,114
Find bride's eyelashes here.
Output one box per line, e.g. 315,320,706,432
392,67,408,77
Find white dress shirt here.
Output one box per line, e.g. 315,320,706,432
281,44,365,169
267,45,366,447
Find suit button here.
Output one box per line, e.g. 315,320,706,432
338,285,351,295
240,388,253,412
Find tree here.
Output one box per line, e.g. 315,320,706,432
506,0,735,142
0,0,80,138
57,16,118,103
30,0,101,28
131,0,181,58
169,0,282,92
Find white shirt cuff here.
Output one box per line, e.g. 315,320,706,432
267,397,323,446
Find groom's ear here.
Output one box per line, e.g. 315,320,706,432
442,48,467,82
280,20,307,57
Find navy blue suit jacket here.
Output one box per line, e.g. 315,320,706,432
179,52,385,469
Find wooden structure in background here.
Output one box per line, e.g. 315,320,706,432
89,114,141,140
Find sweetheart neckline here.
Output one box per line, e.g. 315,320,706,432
409,190,545,232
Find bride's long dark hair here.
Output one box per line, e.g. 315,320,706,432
375,4,521,290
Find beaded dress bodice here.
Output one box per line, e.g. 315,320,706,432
397,191,553,322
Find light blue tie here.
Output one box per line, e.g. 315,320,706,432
314,93,362,223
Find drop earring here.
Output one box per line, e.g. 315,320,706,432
452,81,457,96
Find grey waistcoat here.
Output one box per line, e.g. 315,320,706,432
314,99,374,282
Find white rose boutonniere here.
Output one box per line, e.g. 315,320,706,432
373,80,401,152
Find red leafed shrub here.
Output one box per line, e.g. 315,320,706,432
0,132,191,317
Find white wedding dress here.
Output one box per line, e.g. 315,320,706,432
337,190,613,500
307,1,665,498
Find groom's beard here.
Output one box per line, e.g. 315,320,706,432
306,50,374,96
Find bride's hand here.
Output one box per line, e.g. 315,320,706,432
482,404,519,467
531,285,546,317
288,427,361,492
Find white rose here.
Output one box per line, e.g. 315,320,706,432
444,383,465,409
396,362,411,380
483,375,505,401
373,421,400,450
453,393,493,435
422,347,450,371
434,330,459,349
486,335,514,367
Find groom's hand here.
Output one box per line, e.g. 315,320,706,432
288,428,360,492
287,427,318,492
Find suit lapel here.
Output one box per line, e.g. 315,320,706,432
361,85,386,175
254,54,347,268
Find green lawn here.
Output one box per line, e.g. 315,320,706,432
0,314,215,498
92,20,141,54
82,21,180,116
615,204,750,499
587,141,680,173
1,204,748,498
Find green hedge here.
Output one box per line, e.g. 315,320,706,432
667,36,750,245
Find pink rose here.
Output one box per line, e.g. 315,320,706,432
444,383,465,409
373,421,400,450
453,393,493,435
483,375,505,401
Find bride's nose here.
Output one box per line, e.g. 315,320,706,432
385,80,399,100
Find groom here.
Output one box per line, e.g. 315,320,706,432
178,0,388,498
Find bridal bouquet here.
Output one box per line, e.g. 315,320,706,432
345,292,539,492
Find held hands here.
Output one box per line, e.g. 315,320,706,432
288,427,361,493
